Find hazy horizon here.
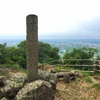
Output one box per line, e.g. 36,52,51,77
0,33,100,40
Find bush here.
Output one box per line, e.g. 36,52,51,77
0,41,60,69
63,48,97,70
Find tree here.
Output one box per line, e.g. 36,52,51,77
0,43,10,64
17,41,27,68
63,48,97,70
16,40,60,68
6,46,19,64
64,48,97,60
0,40,60,68
38,41,60,63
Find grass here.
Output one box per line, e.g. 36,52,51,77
55,76,100,100
0,64,27,73
84,76,93,83
54,66,78,72
55,66,62,72
55,65,100,100
93,83,100,89
94,73,100,76
82,71,94,76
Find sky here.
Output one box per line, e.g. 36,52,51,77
0,0,100,39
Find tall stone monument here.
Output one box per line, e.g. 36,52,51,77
26,14,38,82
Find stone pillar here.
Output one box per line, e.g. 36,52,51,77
26,14,38,82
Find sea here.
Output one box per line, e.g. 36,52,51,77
0,39,100,54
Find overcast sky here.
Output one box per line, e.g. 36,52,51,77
0,0,100,39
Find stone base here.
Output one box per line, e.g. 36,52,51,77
15,80,54,100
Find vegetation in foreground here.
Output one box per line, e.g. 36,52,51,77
51,62,100,100
0,64,100,100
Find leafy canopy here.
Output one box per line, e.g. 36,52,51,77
63,47,97,70
0,40,60,68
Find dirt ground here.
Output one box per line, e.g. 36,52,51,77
55,77,100,100
44,65,100,100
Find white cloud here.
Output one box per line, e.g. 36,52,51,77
0,0,100,39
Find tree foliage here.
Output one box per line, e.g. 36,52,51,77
64,48,97,59
38,41,60,63
63,47,97,70
0,43,8,64
0,40,60,68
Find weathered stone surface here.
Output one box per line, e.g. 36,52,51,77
63,72,76,83
0,68,12,78
63,74,70,83
38,70,57,90
38,70,50,81
26,14,38,82
0,70,57,99
49,73,57,91
50,68,56,73
0,76,6,87
1,97,7,100
15,80,54,100
56,71,80,78
0,73,27,99
5,73,27,88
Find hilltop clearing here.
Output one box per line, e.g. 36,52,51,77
0,67,100,100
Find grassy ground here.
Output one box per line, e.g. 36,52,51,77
55,73,100,100
43,65,100,100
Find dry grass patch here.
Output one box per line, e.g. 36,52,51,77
55,77,100,100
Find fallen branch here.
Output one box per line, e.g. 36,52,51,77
56,71,79,78
56,71,80,83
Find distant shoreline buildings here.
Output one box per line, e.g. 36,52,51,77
0,39,100,56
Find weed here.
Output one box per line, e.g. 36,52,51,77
63,90,69,94
0,64,27,73
81,97,87,100
55,66,61,72
82,72,94,76
84,77,92,83
94,73,100,76
93,83,100,89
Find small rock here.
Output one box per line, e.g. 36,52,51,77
50,68,56,73
49,73,57,91
64,74,70,83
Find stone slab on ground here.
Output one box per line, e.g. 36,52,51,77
15,80,54,100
